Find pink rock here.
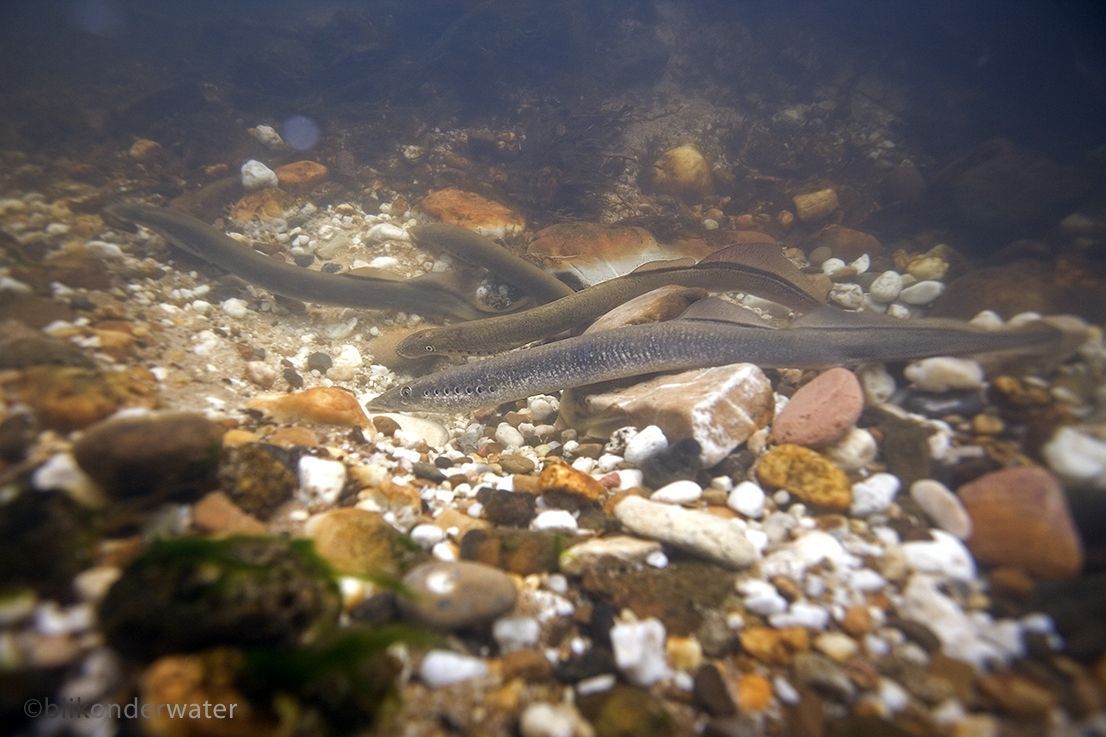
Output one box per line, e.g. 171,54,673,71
958,466,1083,579
771,368,863,448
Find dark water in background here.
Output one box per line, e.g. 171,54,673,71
2,0,1105,154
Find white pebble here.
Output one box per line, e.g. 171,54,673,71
367,255,399,270
532,510,578,532
904,357,984,392
410,523,445,549
878,677,911,713
248,125,284,149
738,579,787,616
825,427,878,471
495,422,525,449
240,159,278,190
244,361,276,388
328,344,363,381
969,310,1004,329
610,618,670,686
624,425,668,465
31,453,102,506
898,280,944,305
366,223,409,242
419,650,488,687
850,473,901,516
297,456,348,507
910,479,972,539
815,631,860,661
616,469,644,490
769,602,829,630
821,257,847,276
901,529,976,581
650,479,702,504
830,283,864,310
519,703,584,737
614,496,757,569
886,303,912,319
727,481,766,518
868,270,903,303
493,615,541,651
220,297,249,318
528,396,557,423
849,253,870,274
856,363,896,404
1043,426,1106,490
792,530,848,570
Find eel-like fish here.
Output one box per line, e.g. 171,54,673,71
104,202,490,320
409,223,576,304
395,244,828,358
368,302,1078,413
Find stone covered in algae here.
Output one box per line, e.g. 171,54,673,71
99,536,341,659
755,444,852,511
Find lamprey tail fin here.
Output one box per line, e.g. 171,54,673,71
677,297,776,328
629,256,699,273
697,244,830,303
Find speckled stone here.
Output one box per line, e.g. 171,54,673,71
247,387,372,431
958,466,1083,579
755,445,852,511
399,560,517,630
771,368,864,448
539,461,605,504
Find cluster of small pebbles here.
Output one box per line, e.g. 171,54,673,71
2,149,1106,737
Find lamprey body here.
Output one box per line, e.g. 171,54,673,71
104,202,487,319
369,314,1067,412
409,222,575,303
396,244,827,358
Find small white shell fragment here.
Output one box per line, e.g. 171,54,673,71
366,223,410,242
610,618,671,686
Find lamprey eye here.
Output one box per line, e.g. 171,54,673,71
399,386,412,398
425,345,434,352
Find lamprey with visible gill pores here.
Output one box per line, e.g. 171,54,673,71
368,305,1078,412
104,202,490,319
409,222,576,304
395,243,828,358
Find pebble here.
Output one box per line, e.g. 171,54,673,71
824,427,878,471
494,422,525,449
755,445,852,511
297,456,347,507
650,479,703,504
868,270,903,303
904,357,985,392
528,396,558,423
244,361,276,388
898,280,945,305
829,282,864,309
31,452,103,506
739,579,788,615
519,702,585,737
559,536,663,576
624,425,669,465
906,253,950,281
850,473,901,516
72,412,224,499
365,222,409,242
901,529,976,581
814,632,860,662
248,387,371,429
793,652,855,701
910,479,972,539
769,602,830,630
727,481,766,518
1043,426,1106,489
419,650,489,687
492,615,541,651
610,618,671,686
539,462,605,504
771,368,864,448
792,530,849,571
410,523,446,549
614,496,758,569
306,508,415,577
958,466,1083,578
240,159,278,190
532,509,578,531
400,561,517,629
856,363,896,404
